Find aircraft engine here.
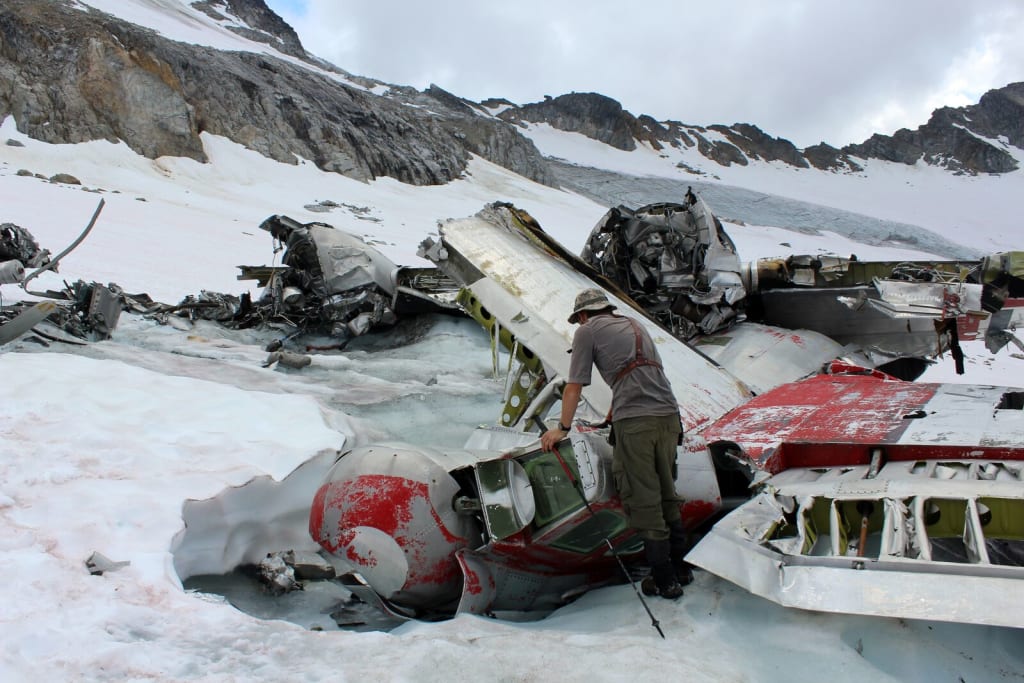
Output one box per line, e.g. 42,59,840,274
309,443,482,611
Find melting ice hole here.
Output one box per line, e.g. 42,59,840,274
172,449,403,632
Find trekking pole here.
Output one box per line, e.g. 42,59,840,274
544,428,666,639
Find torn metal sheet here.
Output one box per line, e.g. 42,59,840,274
580,202,1024,377
745,254,1024,376
0,259,25,285
756,286,960,371
0,222,51,270
179,215,464,342
581,193,746,339
0,300,57,345
691,322,860,395
701,373,1024,473
871,278,982,318
311,427,647,617
85,551,130,576
1,201,126,345
688,463,1024,628
692,371,1024,627
1,280,124,344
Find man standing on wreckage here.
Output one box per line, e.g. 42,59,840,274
541,288,691,599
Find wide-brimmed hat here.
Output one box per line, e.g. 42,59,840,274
568,288,616,323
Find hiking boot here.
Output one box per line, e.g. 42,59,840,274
641,575,684,599
674,562,695,586
643,538,685,599
659,580,684,599
668,520,694,586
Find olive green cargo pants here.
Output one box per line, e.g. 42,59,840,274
611,414,682,541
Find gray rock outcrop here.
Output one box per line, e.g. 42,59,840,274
191,0,306,59
0,0,553,186
501,93,642,151
844,83,1024,174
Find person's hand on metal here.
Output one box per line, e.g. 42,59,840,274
540,426,566,452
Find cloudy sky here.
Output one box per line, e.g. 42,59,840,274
263,0,1024,148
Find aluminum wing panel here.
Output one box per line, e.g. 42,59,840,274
692,322,852,395
688,468,1024,628
690,529,1024,627
759,287,959,359
703,375,1024,471
432,205,753,430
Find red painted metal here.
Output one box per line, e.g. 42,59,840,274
704,373,1024,473
313,474,468,592
682,499,718,527
308,484,328,546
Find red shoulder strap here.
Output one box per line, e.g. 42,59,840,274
614,318,662,384
605,318,664,422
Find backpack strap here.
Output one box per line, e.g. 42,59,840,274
605,317,663,423
614,317,662,383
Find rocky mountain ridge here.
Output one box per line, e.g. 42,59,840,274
497,88,1024,176
0,0,1020,187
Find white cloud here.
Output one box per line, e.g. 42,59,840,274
267,0,1024,148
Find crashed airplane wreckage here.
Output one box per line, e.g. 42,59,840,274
578,190,1021,380
231,214,459,344
237,197,1023,380
1,209,457,351
0,201,123,347
7,196,1024,629
303,198,1024,629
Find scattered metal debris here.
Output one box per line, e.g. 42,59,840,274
0,259,26,285
178,214,462,345
581,189,746,339
257,550,337,594
1,200,125,347
16,192,1024,629
85,551,130,576
580,191,1024,378
1,221,51,270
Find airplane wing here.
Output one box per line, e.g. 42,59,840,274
421,202,758,431
691,372,1024,628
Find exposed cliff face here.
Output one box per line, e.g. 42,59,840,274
501,93,641,151
498,87,1023,176
192,0,306,59
0,0,553,186
844,83,1024,174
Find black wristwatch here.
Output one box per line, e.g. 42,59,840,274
558,422,571,432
